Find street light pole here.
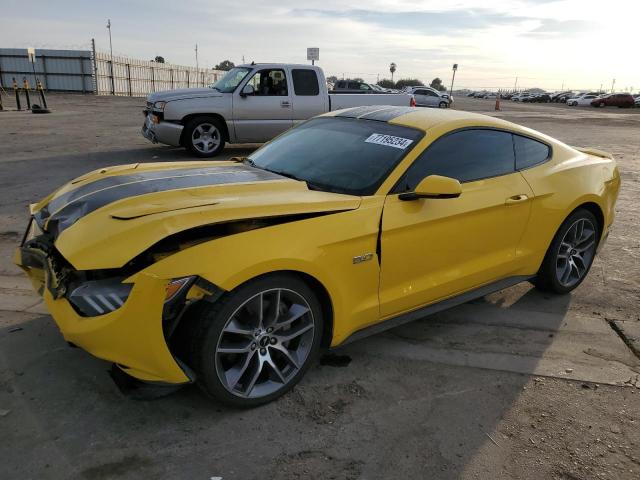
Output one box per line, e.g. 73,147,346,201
449,63,458,99
106,19,115,95
195,44,199,70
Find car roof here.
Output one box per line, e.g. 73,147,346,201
326,105,523,133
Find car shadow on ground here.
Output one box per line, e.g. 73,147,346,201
0,285,571,479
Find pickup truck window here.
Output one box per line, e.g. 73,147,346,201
211,67,251,93
247,117,424,196
245,69,288,96
292,69,319,96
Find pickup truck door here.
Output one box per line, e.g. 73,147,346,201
232,68,294,143
289,67,328,126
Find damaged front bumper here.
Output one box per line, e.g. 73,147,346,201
141,110,183,147
15,237,193,385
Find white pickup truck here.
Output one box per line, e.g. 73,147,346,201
142,63,416,157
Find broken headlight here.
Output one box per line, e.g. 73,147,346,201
67,278,133,317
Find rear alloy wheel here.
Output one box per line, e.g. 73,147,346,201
534,209,599,294
191,275,323,407
439,101,448,108
184,116,225,158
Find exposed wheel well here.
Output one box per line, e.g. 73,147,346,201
286,271,334,349
180,113,230,145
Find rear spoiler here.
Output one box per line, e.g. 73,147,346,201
574,147,613,159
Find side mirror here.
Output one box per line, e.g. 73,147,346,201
399,175,462,201
240,84,254,97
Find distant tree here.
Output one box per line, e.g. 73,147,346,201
326,75,338,84
389,62,397,82
214,60,235,71
153,56,165,63
430,77,446,91
395,78,424,89
377,79,395,89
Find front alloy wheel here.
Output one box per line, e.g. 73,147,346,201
216,289,315,399
191,275,323,407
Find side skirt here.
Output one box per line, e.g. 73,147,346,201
338,275,534,346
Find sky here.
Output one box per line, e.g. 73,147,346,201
1,0,638,91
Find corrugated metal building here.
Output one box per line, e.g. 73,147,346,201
0,48,93,92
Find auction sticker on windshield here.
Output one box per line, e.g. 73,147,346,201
365,133,414,150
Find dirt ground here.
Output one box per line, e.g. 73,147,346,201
0,93,638,480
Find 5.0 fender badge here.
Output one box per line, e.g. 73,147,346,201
353,253,374,264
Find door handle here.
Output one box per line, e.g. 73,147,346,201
505,194,529,205
281,101,291,108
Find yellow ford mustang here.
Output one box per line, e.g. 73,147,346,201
15,107,619,406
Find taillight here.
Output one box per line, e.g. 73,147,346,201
410,96,416,107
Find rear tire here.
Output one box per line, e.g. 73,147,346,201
533,209,599,294
439,101,448,108
184,116,225,158
187,274,324,407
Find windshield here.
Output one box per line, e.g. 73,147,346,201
248,117,424,196
211,67,251,93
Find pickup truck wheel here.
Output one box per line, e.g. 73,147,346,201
184,116,225,158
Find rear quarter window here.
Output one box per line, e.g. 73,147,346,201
514,134,551,170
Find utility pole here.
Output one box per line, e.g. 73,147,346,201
611,78,615,93
195,44,199,70
107,19,113,59
242,55,245,64
106,19,115,95
514,76,518,92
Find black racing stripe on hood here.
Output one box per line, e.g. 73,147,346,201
36,165,284,238
334,105,415,122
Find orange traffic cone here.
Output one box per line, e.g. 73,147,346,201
495,95,501,111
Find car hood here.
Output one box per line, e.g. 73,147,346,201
31,161,361,270
147,87,223,102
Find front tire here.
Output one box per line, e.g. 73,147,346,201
534,209,599,294
439,101,448,108
184,116,225,158
188,274,323,407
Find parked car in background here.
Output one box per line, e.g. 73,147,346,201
567,94,599,106
332,80,381,93
591,93,635,108
411,87,451,108
551,91,575,103
531,93,551,103
635,95,640,107
483,92,498,99
142,63,415,157
405,86,451,103
512,93,534,102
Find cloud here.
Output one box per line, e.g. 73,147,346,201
521,18,595,38
292,8,532,34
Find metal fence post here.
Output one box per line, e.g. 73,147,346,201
126,63,132,96
78,56,86,93
170,69,174,89
109,60,115,95
151,66,155,93
41,54,48,91
186,69,190,88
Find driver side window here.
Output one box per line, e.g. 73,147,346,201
246,69,288,96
